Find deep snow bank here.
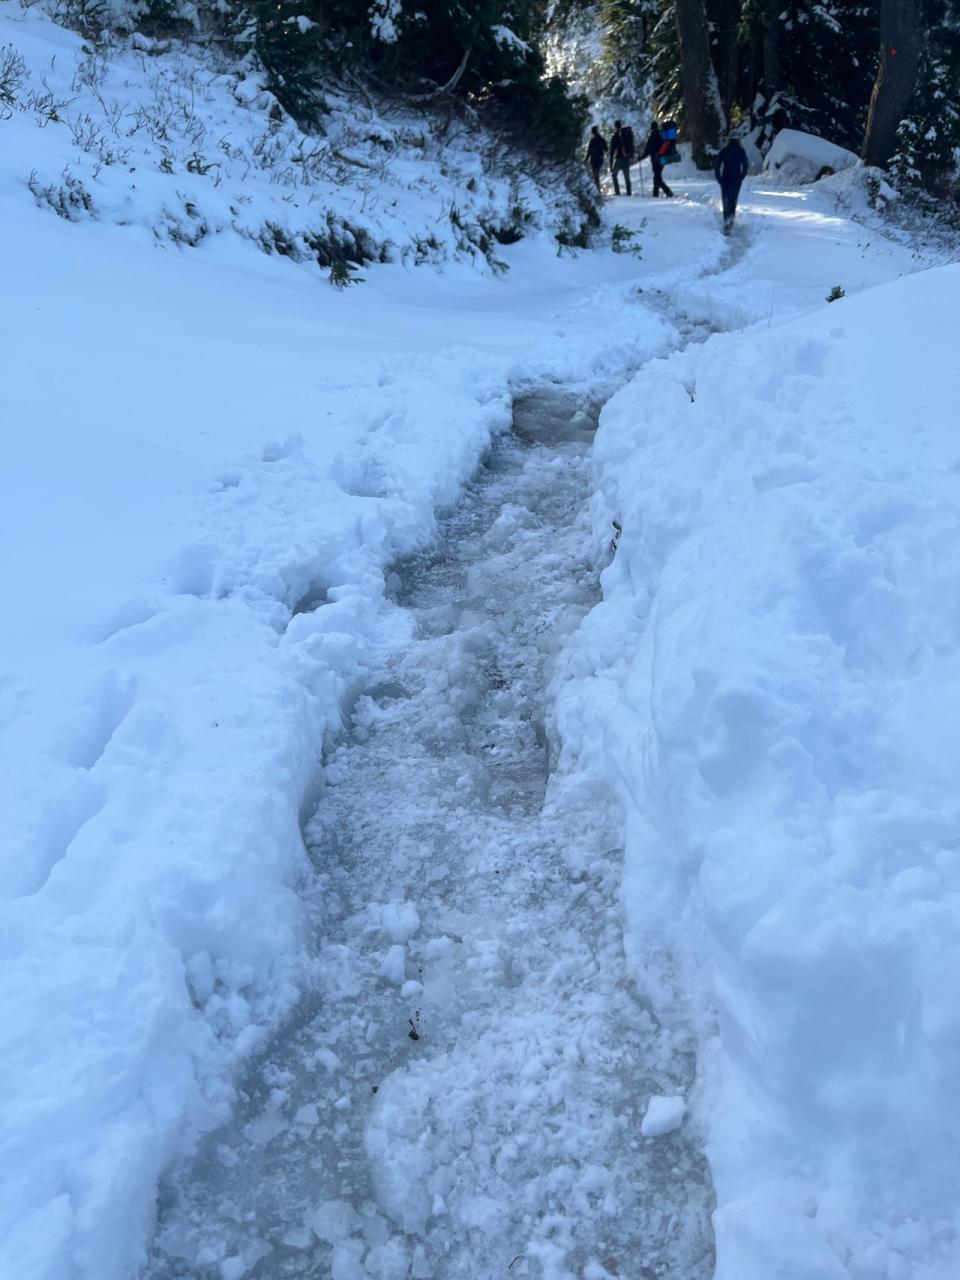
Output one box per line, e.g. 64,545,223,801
559,264,960,1279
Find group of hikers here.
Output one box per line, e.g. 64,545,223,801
586,120,750,232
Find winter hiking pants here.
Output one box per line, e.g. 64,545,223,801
612,160,632,196
722,182,742,224
652,163,673,198
590,166,602,195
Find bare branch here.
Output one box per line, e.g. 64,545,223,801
404,45,472,104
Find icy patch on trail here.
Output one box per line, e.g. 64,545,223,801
145,395,714,1280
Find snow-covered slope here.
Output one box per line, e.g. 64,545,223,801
561,246,960,1278
1,6,592,276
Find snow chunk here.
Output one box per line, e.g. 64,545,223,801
310,1199,360,1243
380,901,420,943
332,1238,366,1279
400,980,423,999
294,1102,319,1126
421,935,455,959
380,945,406,985
365,1238,409,1278
640,1095,685,1137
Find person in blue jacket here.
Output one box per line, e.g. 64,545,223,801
714,135,749,232
642,121,674,198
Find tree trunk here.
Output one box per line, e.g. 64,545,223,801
762,0,780,99
674,0,725,167
861,0,922,167
711,0,741,121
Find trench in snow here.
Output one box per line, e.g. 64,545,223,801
145,371,717,1280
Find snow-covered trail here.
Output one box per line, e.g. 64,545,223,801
5,104,948,1279
138,177,936,1280
145,390,713,1280
604,171,936,330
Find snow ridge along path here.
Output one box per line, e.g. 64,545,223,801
146,389,714,1280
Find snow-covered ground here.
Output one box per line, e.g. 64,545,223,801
3,5,959,1271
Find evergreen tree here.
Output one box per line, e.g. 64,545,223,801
740,0,877,148
890,0,960,186
599,0,659,101
217,0,586,155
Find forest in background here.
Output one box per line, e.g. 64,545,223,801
585,0,960,190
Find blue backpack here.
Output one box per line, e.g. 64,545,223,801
660,120,680,164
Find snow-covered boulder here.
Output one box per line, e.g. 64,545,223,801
764,128,859,182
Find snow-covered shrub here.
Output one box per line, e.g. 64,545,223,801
66,0,588,159
49,0,110,41
328,259,363,286
0,42,27,108
27,166,96,217
5,10,596,271
611,220,642,254
890,57,960,195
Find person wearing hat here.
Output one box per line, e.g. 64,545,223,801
715,133,749,232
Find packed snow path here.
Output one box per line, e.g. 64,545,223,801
145,390,714,1280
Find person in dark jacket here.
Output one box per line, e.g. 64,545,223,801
714,135,749,231
609,121,633,196
642,122,673,198
586,125,607,195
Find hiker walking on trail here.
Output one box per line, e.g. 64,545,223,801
586,126,607,196
610,121,634,196
642,121,674,198
715,134,749,232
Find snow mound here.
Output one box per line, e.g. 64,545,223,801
561,263,960,1279
765,128,860,182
